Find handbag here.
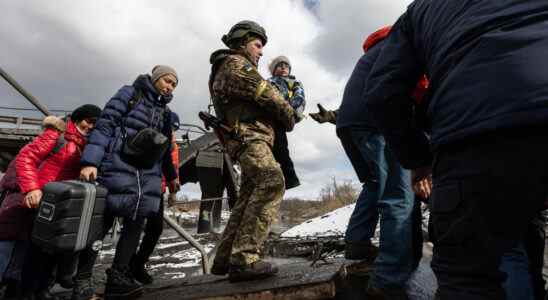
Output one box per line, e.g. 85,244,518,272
120,89,171,169
122,127,169,169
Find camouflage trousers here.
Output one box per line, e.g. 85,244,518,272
214,140,285,267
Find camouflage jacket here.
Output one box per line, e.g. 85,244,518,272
209,49,295,147
267,75,306,115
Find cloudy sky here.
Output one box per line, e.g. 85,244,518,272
0,0,411,199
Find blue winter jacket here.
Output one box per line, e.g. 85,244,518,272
365,0,548,169
336,41,383,130
81,75,177,218
268,76,306,115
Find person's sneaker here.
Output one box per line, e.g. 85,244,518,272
71,278,95,300
285,176,300,190
344,241,379,261
228,260,278,282
210,262,229,276
104,266,143,300
366,285,409,300
129,257,153,285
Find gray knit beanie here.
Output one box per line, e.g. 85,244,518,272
151,65,179,84
268,56,291,75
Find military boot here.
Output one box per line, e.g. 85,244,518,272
129,256,153,285
228,260,278,282
71,277,95,300
104,266,143,300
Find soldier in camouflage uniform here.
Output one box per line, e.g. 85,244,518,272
208,20,295,282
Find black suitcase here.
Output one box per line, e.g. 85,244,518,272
32,180,107,253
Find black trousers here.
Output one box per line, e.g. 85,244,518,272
77,214,146,278
430,125,547,300
272,128,299,189
134,199,164,264
525,212,546,300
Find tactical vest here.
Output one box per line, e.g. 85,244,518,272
209,52,270,131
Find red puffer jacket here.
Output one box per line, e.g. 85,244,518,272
16,117,86,194
0,116,86,240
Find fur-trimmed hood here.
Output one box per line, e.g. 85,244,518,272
42,116,66,132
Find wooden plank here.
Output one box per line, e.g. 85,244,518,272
141,260,344,300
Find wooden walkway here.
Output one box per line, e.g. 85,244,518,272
139,259,353,300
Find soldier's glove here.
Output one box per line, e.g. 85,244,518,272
309,104,336,124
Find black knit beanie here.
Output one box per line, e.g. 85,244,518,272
70,104,102,122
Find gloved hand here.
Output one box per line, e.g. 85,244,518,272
309,104,336,124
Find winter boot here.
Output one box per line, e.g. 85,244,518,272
210,261,229,276
284,176,300,190
129,256,153,285
71,277,95,300
104,266,143,300
228,260,278,282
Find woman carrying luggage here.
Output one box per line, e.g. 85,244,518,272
0,104,102,300
79,65,179,300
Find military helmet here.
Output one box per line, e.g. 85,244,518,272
222,20,268,49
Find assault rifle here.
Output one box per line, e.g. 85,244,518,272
198,111,242,145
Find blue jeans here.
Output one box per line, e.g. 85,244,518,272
338,128,414,289
500,244,534,300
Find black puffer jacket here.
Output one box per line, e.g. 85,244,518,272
81,75,177,217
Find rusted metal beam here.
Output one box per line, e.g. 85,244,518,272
0,66,51,116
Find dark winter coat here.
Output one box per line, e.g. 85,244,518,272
80,75,177,218
365,0,548,168
336,41,383,130
0,117,82,240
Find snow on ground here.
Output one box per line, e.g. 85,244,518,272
281,204,355,238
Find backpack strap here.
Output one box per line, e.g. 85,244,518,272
127,88,143,113
50,135,67,155
121,88,144,139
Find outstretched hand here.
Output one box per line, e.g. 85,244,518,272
309,104,336,124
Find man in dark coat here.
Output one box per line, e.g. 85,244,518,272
80,66,179,299
364,1,548,299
